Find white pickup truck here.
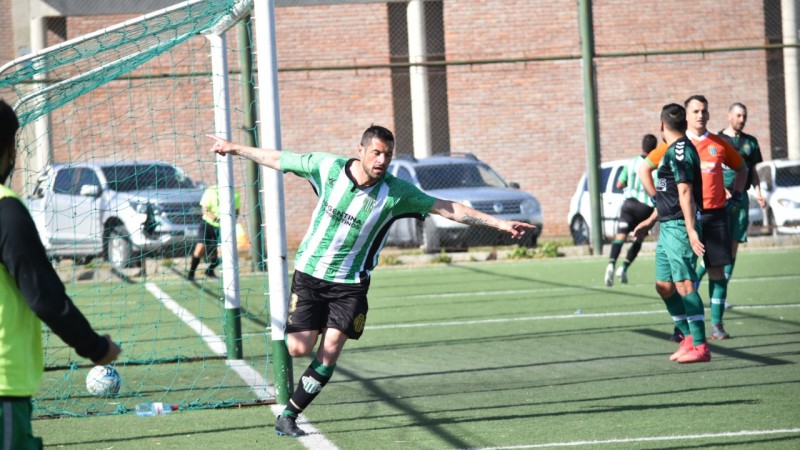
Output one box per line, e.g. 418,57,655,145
26,161,205,268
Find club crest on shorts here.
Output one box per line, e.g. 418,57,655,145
353,314,366,333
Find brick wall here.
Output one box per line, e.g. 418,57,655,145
0,0,14,65
12,0,773,246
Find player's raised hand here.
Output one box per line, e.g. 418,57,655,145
206,134,237,156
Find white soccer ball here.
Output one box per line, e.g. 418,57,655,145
86,365,121,396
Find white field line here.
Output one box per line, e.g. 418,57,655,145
467,428,800,449
144,283,338,450
365,303,800,331
377,274,800,302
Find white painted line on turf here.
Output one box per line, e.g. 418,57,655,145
467,428,800,449
365,303,800,331
144,283,227,355
378,274,800,301
144,283,339,450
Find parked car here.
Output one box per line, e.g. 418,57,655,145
756,159,800,234
385,153,543,253
567,159,628,245
26,161,205,267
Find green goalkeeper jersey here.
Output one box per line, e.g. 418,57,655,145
280,152,437,283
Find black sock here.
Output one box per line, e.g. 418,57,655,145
208,257,220,270
189,256,200,275
282,359,335,417
609,239,623,263
624,240,643,267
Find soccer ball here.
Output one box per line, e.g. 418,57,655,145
85,365,122,396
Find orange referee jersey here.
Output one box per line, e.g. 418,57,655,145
688,132,744,210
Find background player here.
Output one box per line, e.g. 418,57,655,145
635,103,709,363
0,99,121,448
684,95,747,340
694,103,766,323
604,134,658,286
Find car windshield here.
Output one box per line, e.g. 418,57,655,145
415,163,506,190
775,165,800,187
582,167,613,192
102,164,196,192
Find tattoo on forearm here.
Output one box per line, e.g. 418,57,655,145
462,214,490,228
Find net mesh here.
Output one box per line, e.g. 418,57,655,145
0,0,273,419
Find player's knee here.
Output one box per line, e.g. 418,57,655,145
655,282,673,297
286,339,313,357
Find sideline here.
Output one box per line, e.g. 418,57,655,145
466,428,800,449
144,283,338,450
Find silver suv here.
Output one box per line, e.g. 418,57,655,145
385,153,543,253
26,161,205,268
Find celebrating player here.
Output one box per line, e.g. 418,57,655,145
207,125,537,437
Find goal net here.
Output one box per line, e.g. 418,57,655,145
0,0,275,418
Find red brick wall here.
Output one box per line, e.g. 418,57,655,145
0,0,14,65
17,0,772,246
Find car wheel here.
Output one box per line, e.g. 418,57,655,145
570,215,590,245
420,219,441,254
106,225,134,268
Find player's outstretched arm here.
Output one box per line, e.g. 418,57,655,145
206,134,282,170
429,199,537,240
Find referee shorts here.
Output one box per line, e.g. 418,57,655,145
699,208,732,268
617,198,655,235
286,270,370,340
0,398,43,450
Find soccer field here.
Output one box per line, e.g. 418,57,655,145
33,248,800,449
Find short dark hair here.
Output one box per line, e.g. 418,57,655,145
729,102,747,114
641,134,658,153
0,99,19,160
661,103,687,133
683,94,708,108
361,125,395,151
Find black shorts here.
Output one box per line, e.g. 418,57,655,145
617,198,655,234
700,208,732,268
286,270,370,340
198,221,220,256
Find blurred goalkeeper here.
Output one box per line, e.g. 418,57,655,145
208,125,537,438
0,99,121,449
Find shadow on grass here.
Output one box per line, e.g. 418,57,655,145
633,329,793,365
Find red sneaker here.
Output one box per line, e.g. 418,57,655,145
677,343,711,363
669,335,693,361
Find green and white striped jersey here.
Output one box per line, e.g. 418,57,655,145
280,152,437,283
618,155,655,207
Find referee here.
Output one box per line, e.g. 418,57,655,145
604,134,658,287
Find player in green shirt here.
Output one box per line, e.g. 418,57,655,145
604,134,657,286
635,103,710,364
207,125,537,437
